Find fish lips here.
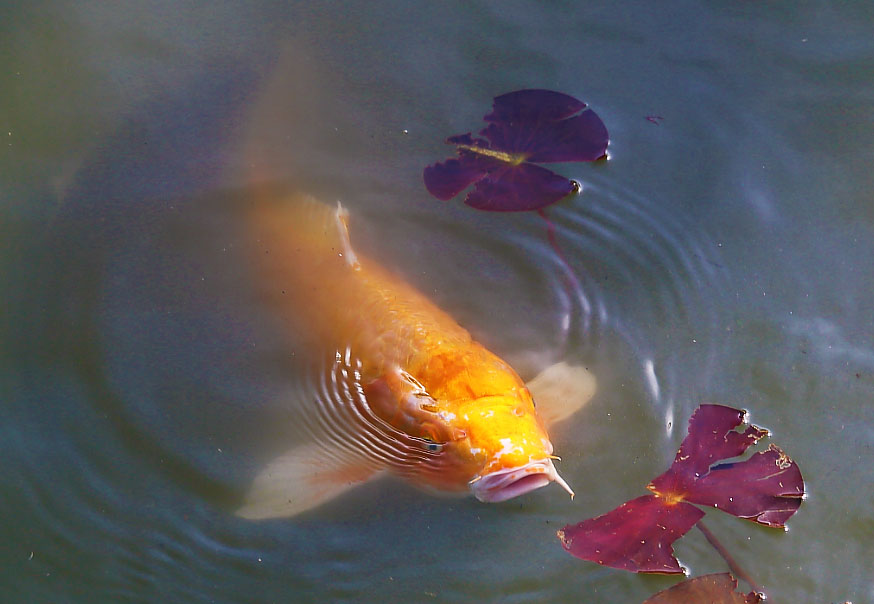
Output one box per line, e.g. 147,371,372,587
470,459,571,503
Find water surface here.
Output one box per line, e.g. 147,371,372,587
3,2,873,602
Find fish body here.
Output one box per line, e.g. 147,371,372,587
239,195,595,518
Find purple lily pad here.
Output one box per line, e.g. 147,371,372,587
559,404,806,574
423,89,608,212
558,494,704,574
648,404,804,529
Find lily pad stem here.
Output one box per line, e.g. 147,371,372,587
695,519,767,600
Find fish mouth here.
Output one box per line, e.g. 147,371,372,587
470,459,574,503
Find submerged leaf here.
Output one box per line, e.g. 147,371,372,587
424,89,608,212
558,495,704,574
642,573,763,604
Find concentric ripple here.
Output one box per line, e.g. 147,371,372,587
541,173,730,426
290,349,444,480
394,172,731,433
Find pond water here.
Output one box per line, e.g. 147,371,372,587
3,2,873,602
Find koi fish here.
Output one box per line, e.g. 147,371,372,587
238,195,596,519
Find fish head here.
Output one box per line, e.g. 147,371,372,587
449,391,574,503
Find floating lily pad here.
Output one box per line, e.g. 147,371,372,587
424,89,608,211
559,404,805,574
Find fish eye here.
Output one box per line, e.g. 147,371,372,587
420,437,443,452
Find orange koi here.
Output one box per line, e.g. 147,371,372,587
238,195,595,518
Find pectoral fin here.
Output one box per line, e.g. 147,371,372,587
237,443,383,519
526,361,597,427
237,349,445,520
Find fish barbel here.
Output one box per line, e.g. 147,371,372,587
238,194,596,518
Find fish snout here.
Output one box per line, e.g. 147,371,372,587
469,459,574,503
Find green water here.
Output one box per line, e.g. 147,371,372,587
2,2,873,602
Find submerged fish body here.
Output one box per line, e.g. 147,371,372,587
239,195,595,518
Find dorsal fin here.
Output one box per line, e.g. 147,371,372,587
248,194,359,270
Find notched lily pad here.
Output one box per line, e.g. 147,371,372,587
559,404,805,574
424,89,608,212
648,404,805,528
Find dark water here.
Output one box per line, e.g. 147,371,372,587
3,2,873,602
